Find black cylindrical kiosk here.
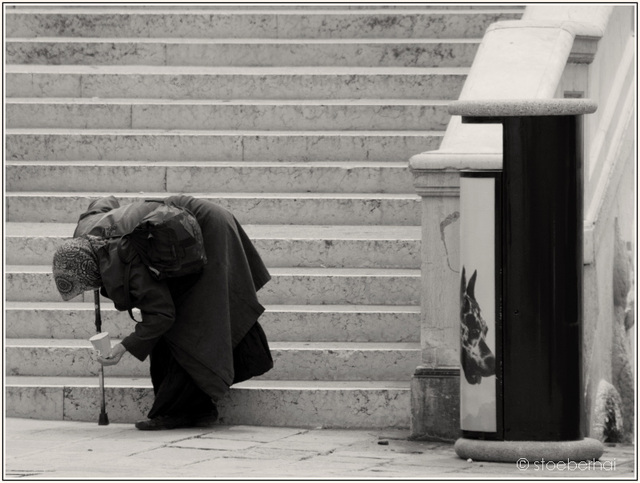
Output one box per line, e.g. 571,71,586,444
502,115,583,441
452,99,603,462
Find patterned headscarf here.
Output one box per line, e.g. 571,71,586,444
52,237,102,301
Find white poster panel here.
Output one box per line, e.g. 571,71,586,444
459,176,498,433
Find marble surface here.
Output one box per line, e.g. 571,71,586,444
5,130,442,162
6,10,521,39
6,66,468,100
3,5,524,435
6,39,480,68
6,193,422,225
7,100,451,131
5,378,412,428
6,339,420,381
5,221,421,267
6,162,416,194
259,267,421,305
6,303,420,342
5,266,421,304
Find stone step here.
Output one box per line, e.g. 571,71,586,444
7,5,523,12
5,65,467,100
6,223,421,268
6,161,416,194
5,8,522,39
6,38,481,68
5,302,421,343
5,128,441,162
5,338,421,381
6,266,421,305
5,376,411,428
5,193,421,225
5,98,450,131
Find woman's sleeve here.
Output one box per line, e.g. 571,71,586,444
120,263,175,361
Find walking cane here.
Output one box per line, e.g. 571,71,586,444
94,289,110,426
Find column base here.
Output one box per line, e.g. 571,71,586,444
410,367,460,441
454,437,604,463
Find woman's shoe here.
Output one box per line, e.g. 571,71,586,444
134,415,193,430
191,407,219,427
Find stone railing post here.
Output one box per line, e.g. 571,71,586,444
409,154,500,441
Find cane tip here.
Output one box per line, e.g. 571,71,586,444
98,413,110,426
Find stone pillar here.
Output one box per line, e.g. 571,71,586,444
409,169,460,441
409,155,500,441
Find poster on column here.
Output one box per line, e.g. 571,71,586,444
459,174,499,434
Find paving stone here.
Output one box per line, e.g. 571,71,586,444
5,418,633,479
199,425,305,443
169,437,259,451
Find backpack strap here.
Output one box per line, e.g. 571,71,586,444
117,236,141,323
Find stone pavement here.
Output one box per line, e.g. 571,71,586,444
3,418,635,480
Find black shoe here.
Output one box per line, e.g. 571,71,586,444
135,415,194,431
191,407,219,427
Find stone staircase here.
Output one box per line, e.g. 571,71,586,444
4,5,523,428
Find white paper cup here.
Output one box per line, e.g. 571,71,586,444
89,332,111,356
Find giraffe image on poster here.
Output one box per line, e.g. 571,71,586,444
459,174,499,433
460,267,496,384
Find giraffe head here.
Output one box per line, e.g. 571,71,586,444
460,267,496,385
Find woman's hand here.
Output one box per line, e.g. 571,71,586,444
98,343,127,366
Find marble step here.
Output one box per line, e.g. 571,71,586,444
6,265,422,305
5,302,420,343
6,161,416,194
5,8,522,39
5,338,421,381
5,376,411,428
6,223,421,269
5,98,450,131
5,128,441,162
5,192,421,225
6,5,523,10
5,65,468,100
6,38,481,68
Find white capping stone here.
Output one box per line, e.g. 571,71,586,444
448,98,598,117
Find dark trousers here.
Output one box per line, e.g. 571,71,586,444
147,337,215,419
147,322,273,419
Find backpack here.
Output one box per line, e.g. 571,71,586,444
116,202,208,321
119,202,207,280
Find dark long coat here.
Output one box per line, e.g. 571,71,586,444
74,195,272,401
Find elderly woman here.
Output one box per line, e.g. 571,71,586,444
52,195,273,430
